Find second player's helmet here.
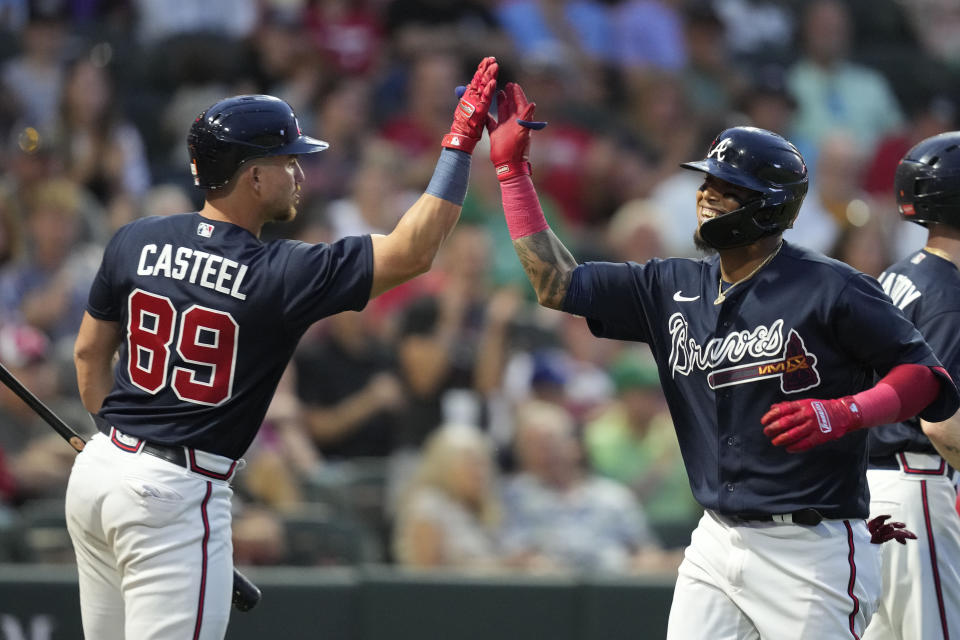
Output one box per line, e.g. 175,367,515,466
680,126,808,250
187,95,328,190
895,131,960,229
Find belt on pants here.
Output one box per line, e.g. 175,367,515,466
732,508,825,526
869,451,953,477
107,426,239,481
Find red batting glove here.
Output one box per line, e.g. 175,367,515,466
441,56,498,154
761,396,864,453
487,82,547,181
867,515,917,545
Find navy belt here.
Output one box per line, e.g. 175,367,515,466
869,455,901,471
141,442,188,468
733,508,825,526
106,426,239,480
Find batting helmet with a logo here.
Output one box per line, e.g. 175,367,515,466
895,131,960,229
680,126,808,250
187,95,328,190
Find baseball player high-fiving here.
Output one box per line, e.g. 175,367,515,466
863,132,960,640
486,82,960,639
66,57,498,640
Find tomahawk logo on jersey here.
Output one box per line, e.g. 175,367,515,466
86,212,373,459
562,241,954,518
668,313,821,393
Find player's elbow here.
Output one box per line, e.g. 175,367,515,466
921,414,960,445
73,338,97,370
407,252,435,279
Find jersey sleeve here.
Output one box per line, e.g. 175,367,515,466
561,261,655,343
833,273,960,421
86,225,129,321
281,234,374,331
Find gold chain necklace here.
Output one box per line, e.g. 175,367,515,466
715,241,783,305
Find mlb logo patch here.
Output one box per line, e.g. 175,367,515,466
197,222,214,237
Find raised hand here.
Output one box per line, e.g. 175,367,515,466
441,56,499,154
867,514,917,545
487,82,547,181
761,396,863,453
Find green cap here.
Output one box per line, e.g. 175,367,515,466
609,352,661,393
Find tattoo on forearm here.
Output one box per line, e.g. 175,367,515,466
944,443,960,453
513,231,577,308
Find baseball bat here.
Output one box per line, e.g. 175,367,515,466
0,360,262,612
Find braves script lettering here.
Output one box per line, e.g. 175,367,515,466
668,312,784,377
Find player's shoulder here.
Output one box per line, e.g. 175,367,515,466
112,212,195,240
885,250,960,312
618,255,714,277
779,241,862,282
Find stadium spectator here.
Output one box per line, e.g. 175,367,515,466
55,54,150,228
393,423,505,569
294,310,404,460
679,3,745,119
612,0,686,76
501,400,675,573
583,350,700,543
0,4,68,134
0,323,81,502
392,224,519,449
0,178,101,346
300,77,377,203
384,0,509,62
786,0,904,155
304,0,385,77
379,51,463,189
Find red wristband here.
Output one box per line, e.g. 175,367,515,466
850,363,940,427
441,132,478,154
495,161,531,181
500,175,549,240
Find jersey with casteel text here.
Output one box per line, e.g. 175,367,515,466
869,249,960,460
562,241,958,519
86,213,373,459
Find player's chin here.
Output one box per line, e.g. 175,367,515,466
271,204,298,223
692,228,716,254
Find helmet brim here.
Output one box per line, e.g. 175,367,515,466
679,158,769,194
274,135,330,156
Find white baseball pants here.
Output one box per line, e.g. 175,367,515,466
65,432,234,640
864,453,960,640
667,509,881,639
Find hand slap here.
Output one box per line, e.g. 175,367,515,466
867,514,917,545
488,82,547,181
761,396,863,453
441,56,499,154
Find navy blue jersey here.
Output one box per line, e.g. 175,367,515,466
563,241,958,519
869,249,960,461
86,213,373,459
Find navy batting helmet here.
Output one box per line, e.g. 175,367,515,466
895,131,960,229
187,95,328,190
680,126,808,250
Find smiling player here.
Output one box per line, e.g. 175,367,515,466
485,84,959,639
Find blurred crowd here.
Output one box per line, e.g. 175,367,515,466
0,0,959,574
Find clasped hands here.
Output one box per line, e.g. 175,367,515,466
442,57,547,180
